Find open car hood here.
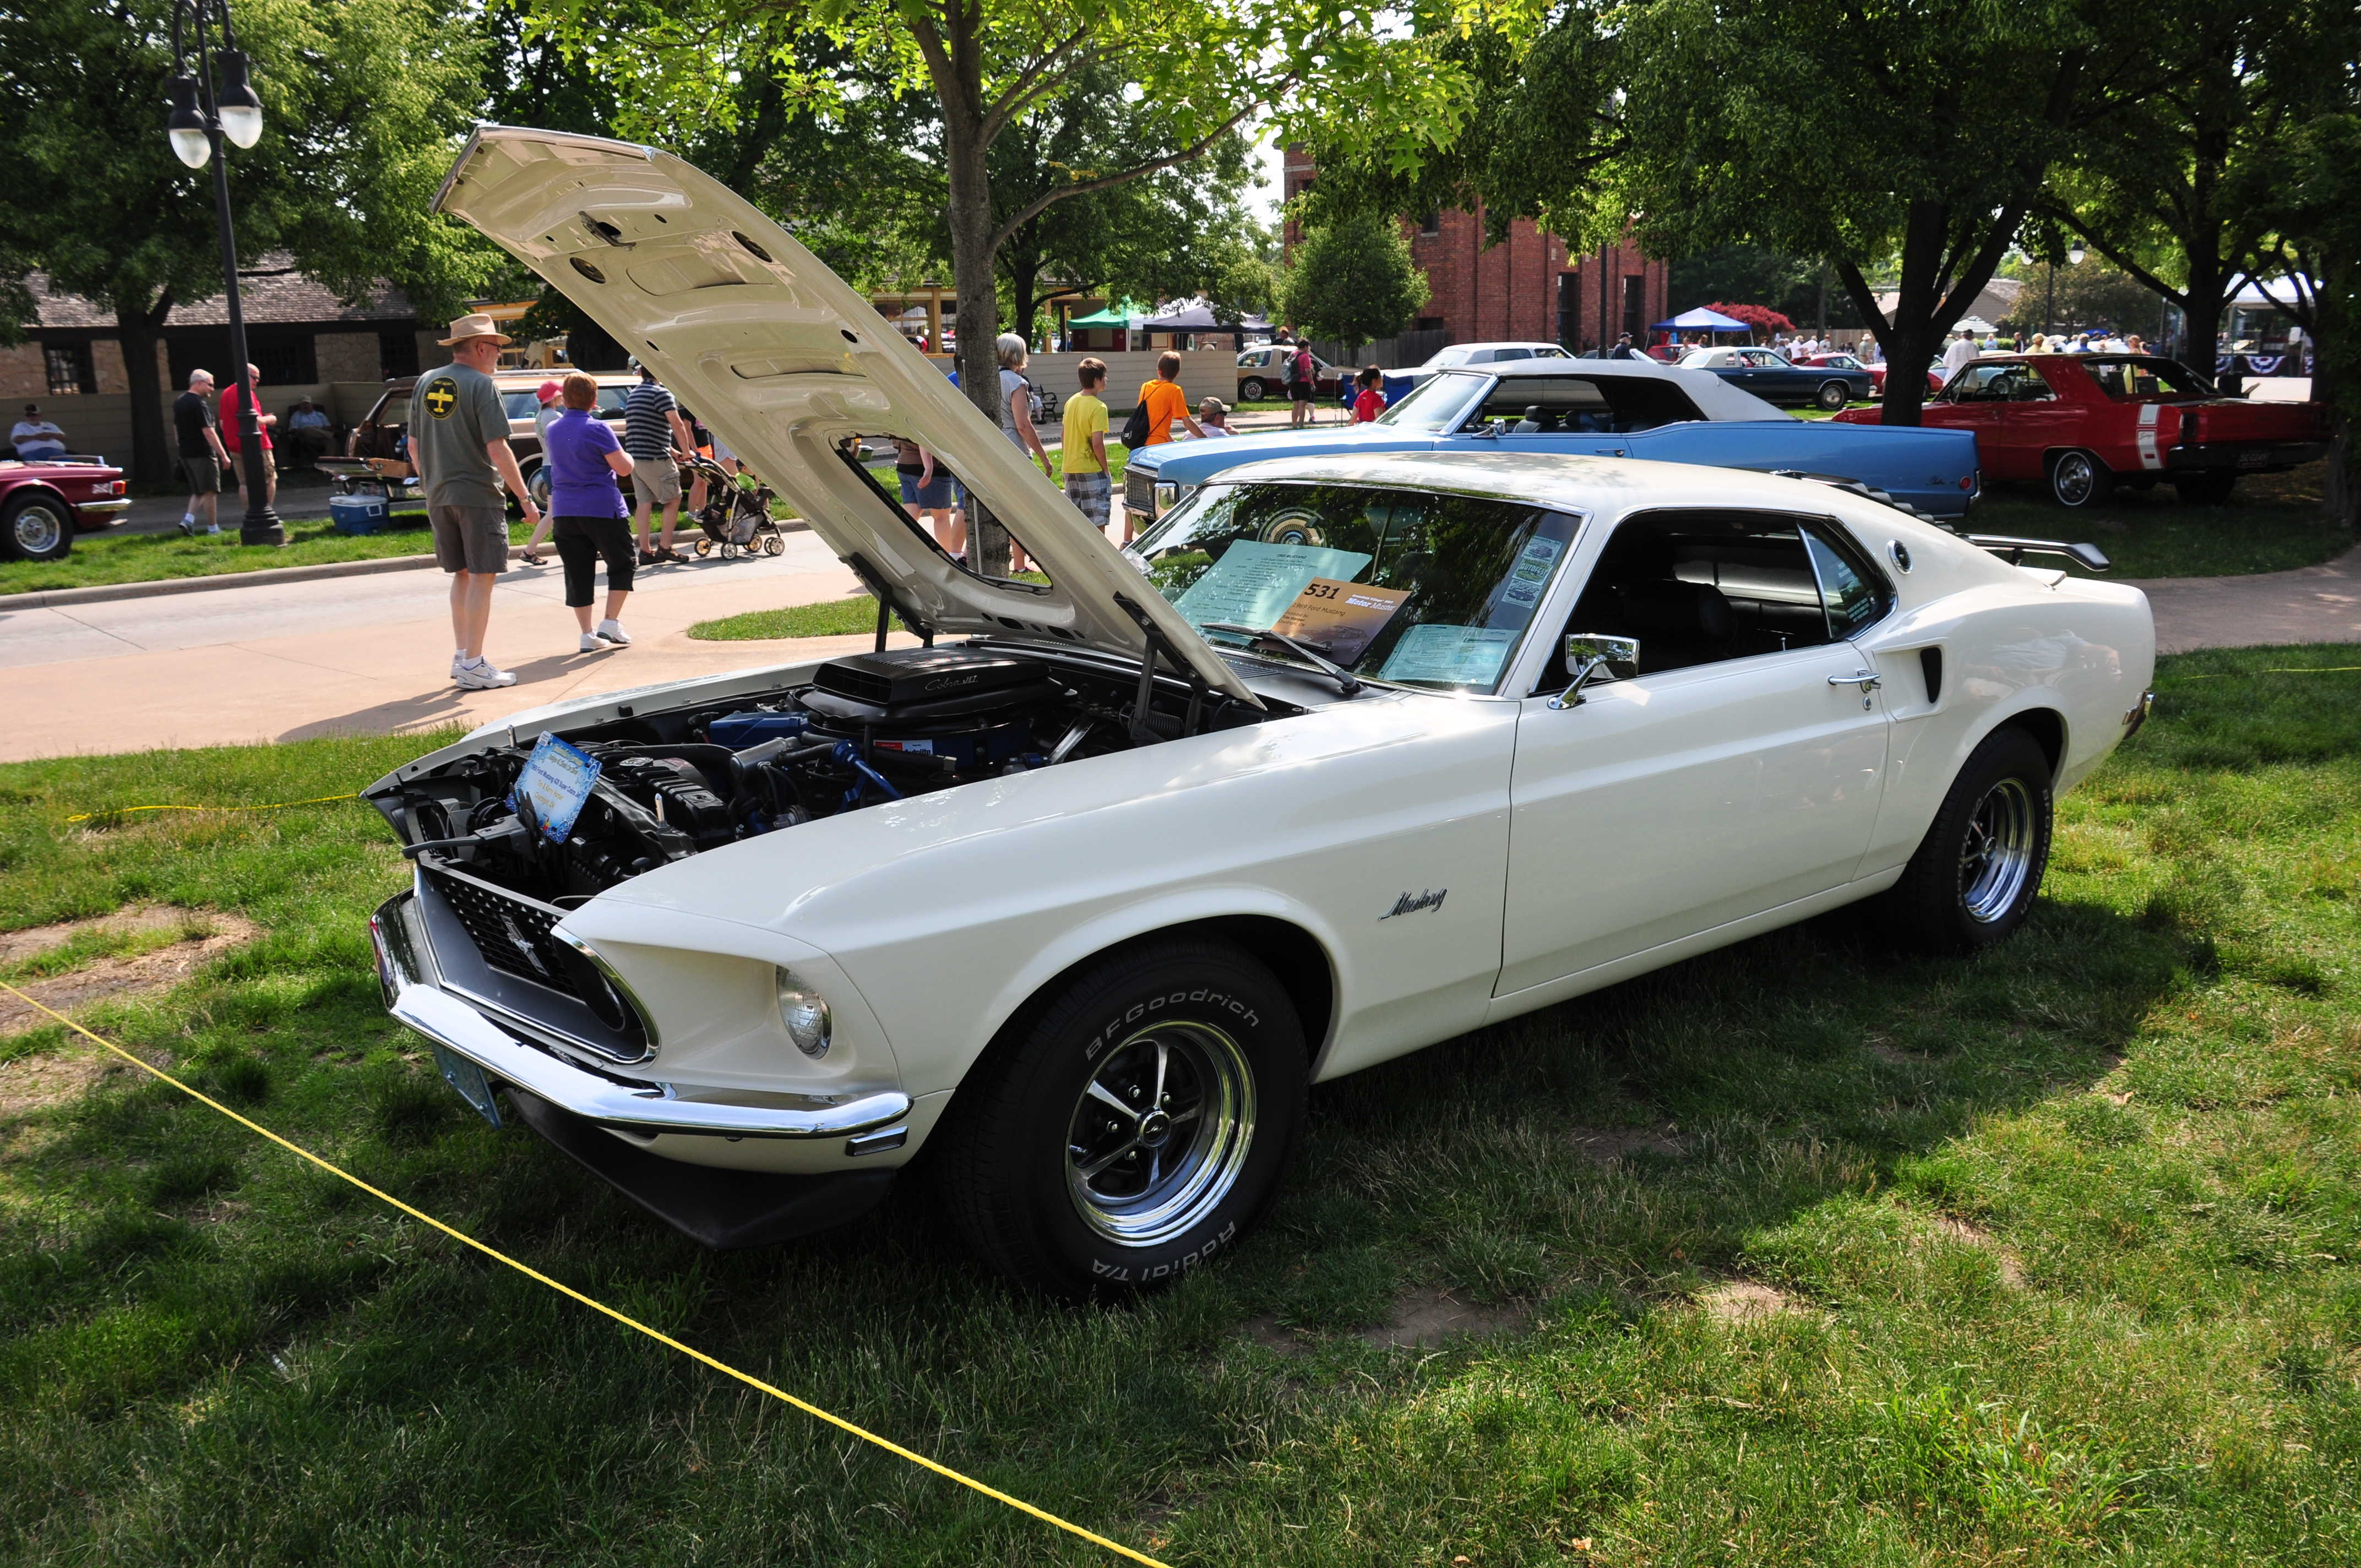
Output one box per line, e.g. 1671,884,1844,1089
433,126,1254,706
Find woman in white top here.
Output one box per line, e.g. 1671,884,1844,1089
994,334,1051,573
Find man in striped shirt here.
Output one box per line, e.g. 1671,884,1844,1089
622,365,695,563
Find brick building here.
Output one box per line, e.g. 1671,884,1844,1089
1281,149,1669,358
2,256,432,404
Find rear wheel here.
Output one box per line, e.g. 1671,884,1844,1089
934,938,1306,1295
1,493,71,561
1878,727,2054,955
1240,376,1269,402
2175,471,2237,505
2048,449,2114,508
1816,379,1851,411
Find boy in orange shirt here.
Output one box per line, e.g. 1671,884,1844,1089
1135,351,1206,445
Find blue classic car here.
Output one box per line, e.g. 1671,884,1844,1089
1674,346,1876,410
1121,360,1979,530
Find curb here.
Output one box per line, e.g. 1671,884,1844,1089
6,520,812,611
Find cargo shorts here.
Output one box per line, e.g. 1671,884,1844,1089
431,503,510,575
631,461,682,509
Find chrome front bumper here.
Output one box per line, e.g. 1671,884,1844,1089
368,889,910,1140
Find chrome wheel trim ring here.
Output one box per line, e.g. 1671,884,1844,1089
1960,776,2038,923
11,502,64,556
2054,454,2094,505
1065,1020,1256,1248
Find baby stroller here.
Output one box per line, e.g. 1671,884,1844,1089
684,455,784,559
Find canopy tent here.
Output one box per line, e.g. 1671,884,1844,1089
2232,276,2316,309
1652,306,1749,332
1067,301,1146,328
1139,302,1271,337
1955,315,1998,333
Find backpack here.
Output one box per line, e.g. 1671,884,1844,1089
1120,387,1155,449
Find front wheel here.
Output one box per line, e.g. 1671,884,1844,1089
2048,449,2114,508
934,938,1307,1295
1,493,71,561
1876,726,2054,955
1816,379,1852,411
1240,377,1269,402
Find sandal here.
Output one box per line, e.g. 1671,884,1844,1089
520,551,547,567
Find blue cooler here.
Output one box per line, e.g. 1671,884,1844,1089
330,493,391,533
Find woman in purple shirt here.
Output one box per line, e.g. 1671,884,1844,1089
545,373,639,650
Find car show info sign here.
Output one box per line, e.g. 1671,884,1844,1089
509,733,601,842
1174,541,1374,639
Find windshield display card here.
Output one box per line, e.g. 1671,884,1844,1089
508,733,601,843
1377,624,1520,688
1176,540,1374,638
1272,578,1411,662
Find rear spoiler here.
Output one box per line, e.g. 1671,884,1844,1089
1962,535,2110,573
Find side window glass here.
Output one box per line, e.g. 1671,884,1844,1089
1802,524,1892,639
1540,509,1832,689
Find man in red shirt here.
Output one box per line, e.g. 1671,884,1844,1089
217,363,278,507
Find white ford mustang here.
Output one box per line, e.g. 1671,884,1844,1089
368,128,2156,1294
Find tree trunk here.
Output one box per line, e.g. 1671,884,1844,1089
115,291,175,488
2314,282,2354,531
1841,199,2019,428
938,45,1014,579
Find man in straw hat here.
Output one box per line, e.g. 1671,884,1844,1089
410,312,542,689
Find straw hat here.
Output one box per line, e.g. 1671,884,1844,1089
438,312,513,347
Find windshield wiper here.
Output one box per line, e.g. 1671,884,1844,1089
1199,623,1362,697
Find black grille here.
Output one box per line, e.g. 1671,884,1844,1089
1124,468,1156,516
422,864,580,998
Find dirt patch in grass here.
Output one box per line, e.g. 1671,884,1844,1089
0,1048,121,1118
1362,1285,1532,1349
1930,1213,2030,1289
1697,1281,1802,1323
0,907,259,1036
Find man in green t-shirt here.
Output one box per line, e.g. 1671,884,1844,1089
410,313,542,690
1060,357,1113,540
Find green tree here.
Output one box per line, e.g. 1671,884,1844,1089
1998,257,2172,338
2037,0,2312,364
525,0,1471,571
1275,210,1429,353
0,0,509,485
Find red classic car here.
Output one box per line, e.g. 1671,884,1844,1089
2,454,129,560
1836,353,2330,506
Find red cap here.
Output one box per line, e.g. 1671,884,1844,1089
536,380,563,402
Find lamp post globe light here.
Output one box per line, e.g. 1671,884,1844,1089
165,0,281,546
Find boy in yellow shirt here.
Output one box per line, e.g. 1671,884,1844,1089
1062,357,1115,538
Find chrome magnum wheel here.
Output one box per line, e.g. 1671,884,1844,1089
1960,777,2038,923
2049,449,2113,508
1880,726,2054,954
935,938,1306,1295
1066,1021,1256,1246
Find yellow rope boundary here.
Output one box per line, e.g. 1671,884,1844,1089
2163,666,2361,683
0,979,1171,1568
64,792,360,825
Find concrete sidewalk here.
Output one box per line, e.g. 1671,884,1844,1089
2125,544,2361,654
7,532,876,762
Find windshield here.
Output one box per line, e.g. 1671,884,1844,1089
1373,372,1489,432
1132,481,1581,694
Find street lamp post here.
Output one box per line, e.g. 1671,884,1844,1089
2043,244,2087,340
165,0,281,547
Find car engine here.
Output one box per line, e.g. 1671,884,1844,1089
374,644,1280,904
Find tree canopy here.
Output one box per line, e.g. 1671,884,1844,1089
1274,209,1429,351
0,0,510,482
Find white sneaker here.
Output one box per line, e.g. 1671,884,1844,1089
178,514,195,536
596,619,631,646
450,651,467,679
454,657,516,689
578,632,609,653
205,523,222,536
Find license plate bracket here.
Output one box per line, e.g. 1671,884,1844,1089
431,1043,503,1128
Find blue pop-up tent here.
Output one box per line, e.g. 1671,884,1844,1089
1652,306,1749,332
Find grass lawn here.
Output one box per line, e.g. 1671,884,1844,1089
0,511,532,598
3,643,2360,1562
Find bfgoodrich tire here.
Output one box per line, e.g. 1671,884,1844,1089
1878,726,2055,955
934,938,1307,1295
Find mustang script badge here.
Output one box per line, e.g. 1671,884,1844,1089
1379,889,1446,920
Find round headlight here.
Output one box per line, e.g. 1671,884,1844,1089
775,967,832,1058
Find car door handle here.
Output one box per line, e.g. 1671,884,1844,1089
1830,670,1881,707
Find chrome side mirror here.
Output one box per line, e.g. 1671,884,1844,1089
1547,633,1640,710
